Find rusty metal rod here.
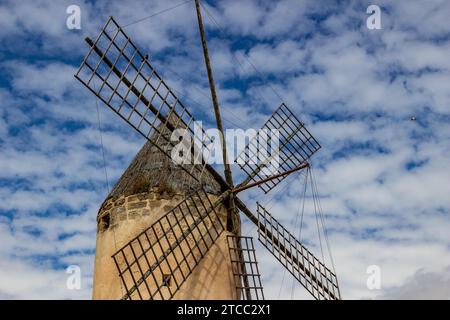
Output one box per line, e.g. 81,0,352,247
233,162,309,194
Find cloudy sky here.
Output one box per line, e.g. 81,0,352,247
1,0,450,300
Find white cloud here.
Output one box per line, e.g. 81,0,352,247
377,266,450,300
216,0,266,36
0,259,92,300
237,40,307,76
4,61,77,99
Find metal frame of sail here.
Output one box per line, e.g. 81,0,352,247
75,16,214,184
112,189,225,300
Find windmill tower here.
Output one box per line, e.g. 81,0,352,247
75,0,341,300
91,125,238,299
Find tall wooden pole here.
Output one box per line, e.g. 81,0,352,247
194,0,237,231
194,1,252,299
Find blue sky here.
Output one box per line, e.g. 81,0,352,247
1,0,450,299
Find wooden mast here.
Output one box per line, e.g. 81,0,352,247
194,0,254,299
194,0,238,232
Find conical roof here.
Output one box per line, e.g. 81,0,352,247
107,121,221,199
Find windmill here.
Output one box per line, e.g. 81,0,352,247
74,0,341,301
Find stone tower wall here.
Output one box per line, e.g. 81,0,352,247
92,188,238,300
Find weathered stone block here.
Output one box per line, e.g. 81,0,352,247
112,206,125,215
149,200,161,210
141,209,151,216
128,201,147,210
127,195,140,203
128,211,141,220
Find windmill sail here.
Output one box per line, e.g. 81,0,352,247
112,189,225,300
227,235,264,300
256,203,340,300
75,16,214,183
235,103,321,193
